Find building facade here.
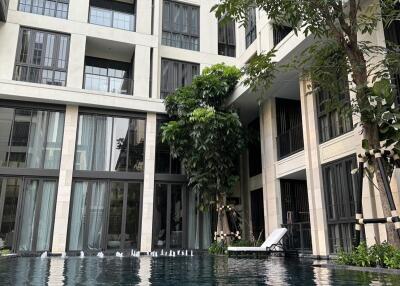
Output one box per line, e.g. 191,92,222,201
0,0,398,256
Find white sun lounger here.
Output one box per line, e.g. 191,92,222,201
227,228,288,252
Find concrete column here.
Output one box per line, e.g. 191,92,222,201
260,99,282,235
0,22,18,80
135,0,152,35
133,45,151,98
66,34,86,89
52,105,79,253
68,0,89,23
140,112,157,252
299,79,329,256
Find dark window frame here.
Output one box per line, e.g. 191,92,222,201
273,24,293,46
322,155,359,253
66,179,143,252
14,27,70,86
162,0,200,51
316,79,353,143
160,58,200,99
73,110,146,174
218,19,236,57
245,7,257,48
18,0,69,19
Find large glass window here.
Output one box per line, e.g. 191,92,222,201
14,28,70,86
18,0,69,19
322,155,358,253
218,19,236,57
0,177,57,252
162,0,200,51
74,114,145,172
68,180,142,251
316,80,353,143
84,57,133,95
155,120,181,174
0,106,64,169
245,7,257,48
160,58,199,99
89,0,135,31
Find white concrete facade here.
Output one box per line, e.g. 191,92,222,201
0,0,396,256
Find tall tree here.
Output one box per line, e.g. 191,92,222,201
213,0,400,246
162,64,246,241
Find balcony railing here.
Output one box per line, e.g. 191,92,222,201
277,125,304,160
83,74,133,95
282,222,312,253
89,6,135,31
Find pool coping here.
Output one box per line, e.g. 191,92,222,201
315,263,400,275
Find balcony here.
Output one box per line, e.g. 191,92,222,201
89,0,135,31
83,72,133,95
0,0,9,22
277,125,304,160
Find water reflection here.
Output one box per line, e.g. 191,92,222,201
0,256,398,285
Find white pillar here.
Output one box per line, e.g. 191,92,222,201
52,105,79,253
133,45,151,98
140,112,157,252
68,0,89,23
299,79,329,256
135,0,153,35
260,98,282,235
66,34,86,89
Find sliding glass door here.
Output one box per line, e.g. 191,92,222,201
152,183,185,250
0,177,57,252
68,180,142,251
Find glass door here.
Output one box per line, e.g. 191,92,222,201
152,183,185,250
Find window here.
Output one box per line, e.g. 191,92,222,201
273,24,293,46
218,19,236,57
245,7,257,48
14,28,70,86
89,6,135,31
160,58,199,99
322,155,359,253
155,119,181,174
0,105,65,169
74,113,145,172
18,0,69,19
248,118,262,177
0,177,58,252
162,0,200,51
316,79,353,143
67,180,142,251
84,57,133,95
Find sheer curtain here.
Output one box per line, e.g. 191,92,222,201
68,181,88,250
18,180,39,251
27,111,48,168
88,182,107,250
36,181,57,251
75,115,95,170
93,116,112,171
44,112,65,169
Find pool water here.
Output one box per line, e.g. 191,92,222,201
0,255,398,285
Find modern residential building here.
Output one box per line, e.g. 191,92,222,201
0,0,398,257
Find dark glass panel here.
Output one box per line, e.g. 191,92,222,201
0,108,14,167
170,185,183,249
107,182,124,250
111,118,129,172
127,119,145,172
152,184,168,249
124,183,140,249
9,109,31,168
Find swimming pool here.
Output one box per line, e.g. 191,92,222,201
0,255,398,285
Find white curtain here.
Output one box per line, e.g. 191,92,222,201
18,180,39,251
44,112,65,169
68,182,88,250
88,182,107,250
36,181,57,251
27,111,48,168
93,116,112,171
76,115,95,170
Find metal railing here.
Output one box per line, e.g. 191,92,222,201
83,74,134,95
282,222,312,253
277,125,304,159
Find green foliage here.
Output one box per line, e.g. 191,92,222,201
162,64,246,207
338,242,400,269
208,241,227,255
0,249,10,256
231,239,262,247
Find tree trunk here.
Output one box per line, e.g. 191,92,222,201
216,194,232,245
364,123,400,248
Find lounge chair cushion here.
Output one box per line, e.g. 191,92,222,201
227,228,287,252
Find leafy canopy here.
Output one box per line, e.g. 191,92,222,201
162,64,246,207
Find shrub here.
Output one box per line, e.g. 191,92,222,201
337,242,400,269
208,241,227,255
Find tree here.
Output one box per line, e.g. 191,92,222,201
161,64,246,243
212,0,400,246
